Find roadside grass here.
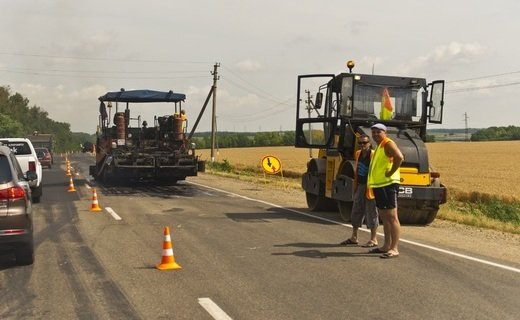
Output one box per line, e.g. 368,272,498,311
438,189,520,234
206,161,520,234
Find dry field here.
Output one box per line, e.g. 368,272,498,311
198,141,520,202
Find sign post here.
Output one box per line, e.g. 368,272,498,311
260,155,285,188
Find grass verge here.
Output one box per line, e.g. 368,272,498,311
205,161,520,234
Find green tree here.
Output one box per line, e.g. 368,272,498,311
0,85,91,152
0,113,24,137
471,126,520,141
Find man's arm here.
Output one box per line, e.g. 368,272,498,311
384,141,404,177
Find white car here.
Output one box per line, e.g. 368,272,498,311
0,138,43,202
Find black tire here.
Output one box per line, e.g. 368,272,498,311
16,243,34,266
338,201,353,222
32,184,42,203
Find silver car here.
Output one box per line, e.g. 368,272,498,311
0,145,37,265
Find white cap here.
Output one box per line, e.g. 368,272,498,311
371,123,387,132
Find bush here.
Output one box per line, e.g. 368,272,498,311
207,159,233,172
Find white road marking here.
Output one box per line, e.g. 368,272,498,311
198,298,233,320
105,207,122,221
188,181,520,274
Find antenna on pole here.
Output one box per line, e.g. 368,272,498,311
305,90,313,157
210,62,220,162
463,112,470,142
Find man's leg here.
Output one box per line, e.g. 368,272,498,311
387,207,400,252
365,198,379,245
345,187,364,244
350,226,359,242
369,227,378,244
379,208,392,251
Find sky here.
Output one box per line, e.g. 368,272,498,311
0,0,519,134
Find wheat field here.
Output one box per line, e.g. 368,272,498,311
198,141,520,201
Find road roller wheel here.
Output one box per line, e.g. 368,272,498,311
306,192,337,212
338,201,353,222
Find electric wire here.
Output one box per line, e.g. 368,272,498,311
0,69,210,80
0,66,209,74
447,70,520,83
0,51,212,64
221,65,280,101
446,81,520,94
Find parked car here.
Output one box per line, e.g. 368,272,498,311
35,147,52,169
0,138,43,203
0,144,37,265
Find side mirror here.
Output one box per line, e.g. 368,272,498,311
314,92,323,109
26,171,37,181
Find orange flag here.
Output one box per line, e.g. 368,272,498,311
380,88,394,120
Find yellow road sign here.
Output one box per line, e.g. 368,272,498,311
261,155,282,174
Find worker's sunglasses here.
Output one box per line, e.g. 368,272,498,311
358,141,369,145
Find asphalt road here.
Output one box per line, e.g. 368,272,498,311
1,154,519,319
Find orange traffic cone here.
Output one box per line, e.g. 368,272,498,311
156,226,182,270
90,188,102,212
65,165,72,176
67,176,76,192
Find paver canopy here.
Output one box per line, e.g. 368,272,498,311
99,89,185,103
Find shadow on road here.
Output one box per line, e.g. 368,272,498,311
272,249,378,259
226,207,340,225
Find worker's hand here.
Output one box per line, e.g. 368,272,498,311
385,170,392,177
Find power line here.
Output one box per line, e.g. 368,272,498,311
0,51,212,64
219,97,294,122
221,65,278,99
0,68,210,80
220,76,290,106
448,70,520,83
446,81,520,94
0,66,209,74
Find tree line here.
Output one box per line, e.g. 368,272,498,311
191,131,296,149
0,86,93,152
471,126,520,141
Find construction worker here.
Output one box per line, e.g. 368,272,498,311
340,134,379,247
367,123,404,259
180,110,187,132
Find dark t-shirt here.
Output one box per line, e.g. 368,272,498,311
357,151,371,184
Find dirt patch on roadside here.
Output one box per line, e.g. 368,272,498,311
191,173,520,268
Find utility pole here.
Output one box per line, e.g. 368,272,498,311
463,112,470,142
210,62,220,162
305,90,313,157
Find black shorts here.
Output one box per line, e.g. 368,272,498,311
373,184,399,209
